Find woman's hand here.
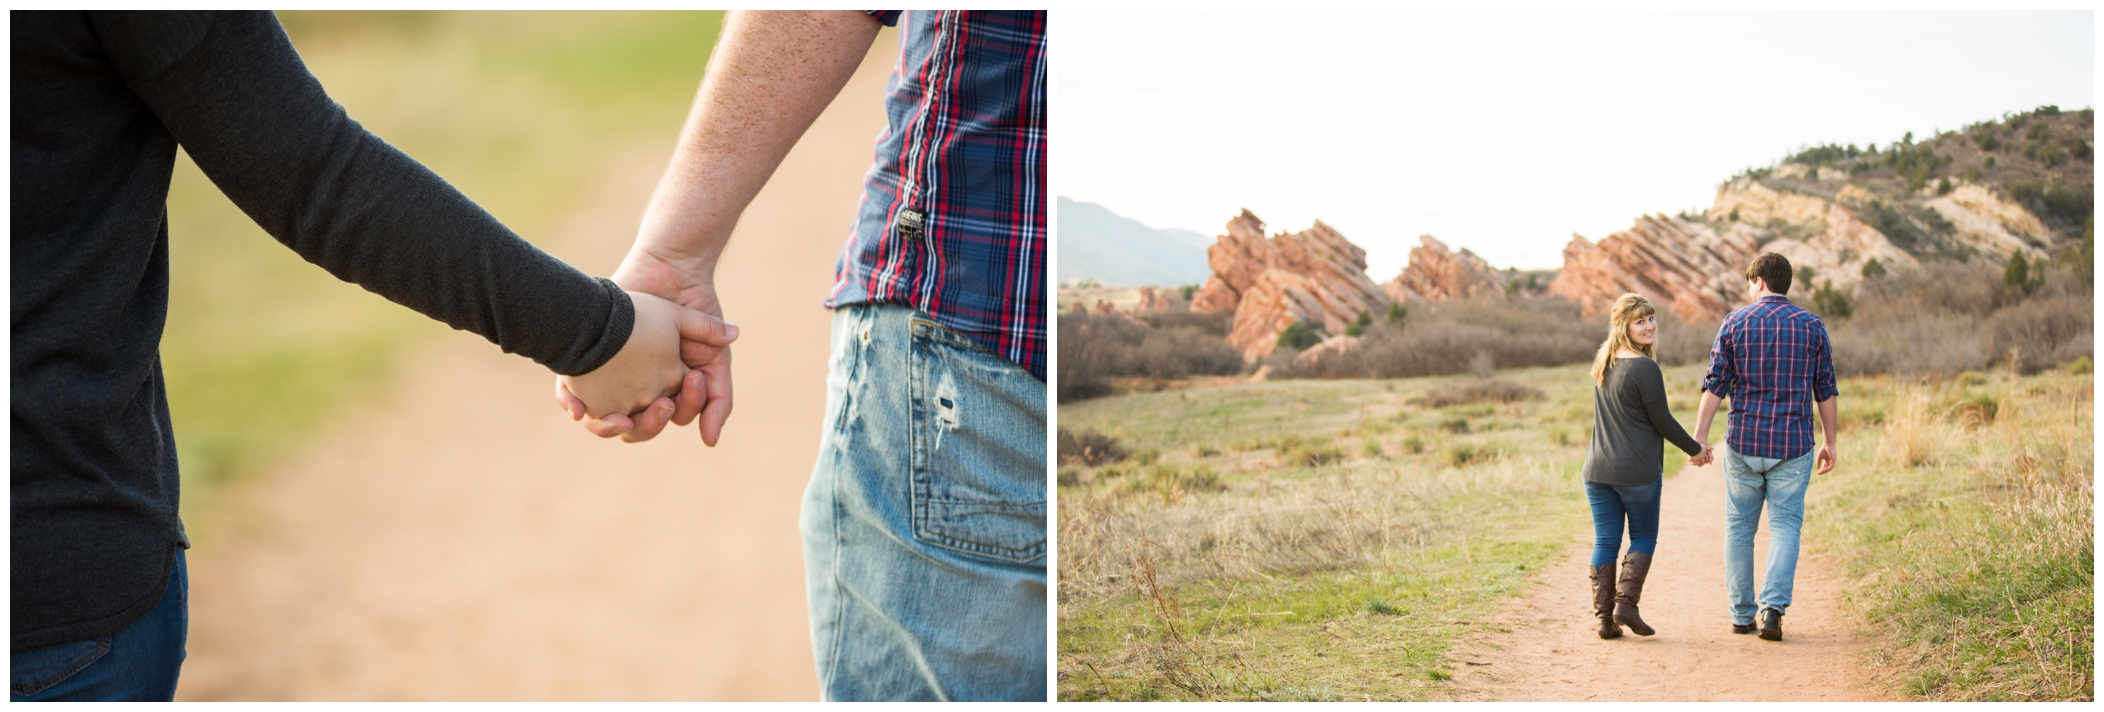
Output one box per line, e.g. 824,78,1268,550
1689,445,1715,468
555,290,737,441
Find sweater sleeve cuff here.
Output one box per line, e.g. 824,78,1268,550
561,278,634,377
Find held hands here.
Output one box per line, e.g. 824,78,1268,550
1688,444,1714,468
559,246,737,445
555,290,738,444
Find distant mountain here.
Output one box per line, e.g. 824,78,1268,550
1058,197,1214,287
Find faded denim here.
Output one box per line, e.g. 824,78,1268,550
800,303,1047,701
1721,447,1814,625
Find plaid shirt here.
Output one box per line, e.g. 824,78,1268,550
827,10,1047,379
1702,296,1839,459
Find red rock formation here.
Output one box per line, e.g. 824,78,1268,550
1384,235,1507,303
1548,214,1760,322
1135,286,1179,312
1190,209,1390,361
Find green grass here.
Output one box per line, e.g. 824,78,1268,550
1807,370,2092,700
162,12,726,531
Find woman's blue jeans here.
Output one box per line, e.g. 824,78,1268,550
11,550,186,701
1585,478,1661,567
799,304,1046,701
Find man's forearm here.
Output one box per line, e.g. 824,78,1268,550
1695,390,1724,445
631,10,881,281
1817,396,1839,446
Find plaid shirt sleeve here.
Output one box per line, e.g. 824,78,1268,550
1810,317,1838,401
1702,316,1735,396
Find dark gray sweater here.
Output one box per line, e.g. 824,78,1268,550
1582,356,1704,487
12,11,633,650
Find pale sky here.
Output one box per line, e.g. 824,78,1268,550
1058,10,2095,275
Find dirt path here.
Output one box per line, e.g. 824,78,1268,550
1446,460,1893,702
175,43,894,702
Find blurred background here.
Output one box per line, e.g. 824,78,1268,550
165,11,895,700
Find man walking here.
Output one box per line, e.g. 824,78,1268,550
1692,252,1839,642
560,11,1048,700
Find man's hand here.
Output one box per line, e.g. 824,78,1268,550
1690,445,1714,468
1815,395,1839,475
556,288,737,444
554,11,878,447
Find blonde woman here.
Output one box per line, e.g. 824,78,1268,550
1582,294,1710,639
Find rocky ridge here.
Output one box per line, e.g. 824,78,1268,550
1191,210,1391,361
1384,235,1507,304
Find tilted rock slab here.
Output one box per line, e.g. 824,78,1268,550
1191,209,1389,361
1549,214,1760,322
1384,235,1507,303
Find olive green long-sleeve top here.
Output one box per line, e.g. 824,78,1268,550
1582,356,1704,486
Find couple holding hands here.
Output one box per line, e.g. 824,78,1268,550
14,10,1046,702
1580,253,1841,645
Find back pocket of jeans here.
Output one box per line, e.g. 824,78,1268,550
10,637,110,697
908,319,1046,565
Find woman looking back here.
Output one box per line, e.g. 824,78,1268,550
1581,293,1710,640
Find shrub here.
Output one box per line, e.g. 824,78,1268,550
1420,378,1542,407
1831,261,2092,377
1058,427,1129,466
1811,282,1854,319
2007,180,2093,228
1058,312,1244,402
1861,257,1887,279
1280,296,1601,379
1276,320,1327,351
1947,393,1998,429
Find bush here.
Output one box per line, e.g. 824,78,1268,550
1810,282,1854,319
1058,312,1244,402
1280,297,1599,379
2007,180,2093,228
1420,378,1542,408
1831,261,2092,377
1058,427,1129,466
1276,320,1327,351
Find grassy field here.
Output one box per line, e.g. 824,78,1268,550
1808,366,2093,700
1055,363,2091,701
161,12,725,525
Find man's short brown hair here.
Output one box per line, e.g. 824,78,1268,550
1746,252,1792,295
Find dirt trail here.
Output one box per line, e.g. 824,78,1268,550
175,44,894,701
1447,460,1893,702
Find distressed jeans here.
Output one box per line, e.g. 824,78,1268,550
799,303,1047,701
1721,447,1814,625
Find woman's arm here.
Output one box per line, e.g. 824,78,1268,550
97,11,632,376
1636,361,1704,456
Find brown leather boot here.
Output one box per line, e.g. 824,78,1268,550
1590,563,1622,639
1613,551,1655,636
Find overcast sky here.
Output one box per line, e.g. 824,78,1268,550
1057,10,2094,275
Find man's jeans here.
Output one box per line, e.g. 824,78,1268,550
1721,447,1814,625
11,550,187,701
800,304,1047,701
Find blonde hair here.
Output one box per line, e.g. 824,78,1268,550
1591,293,1658,386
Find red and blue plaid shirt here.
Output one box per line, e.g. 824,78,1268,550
828,10,1047,379
1701,296,1839,459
